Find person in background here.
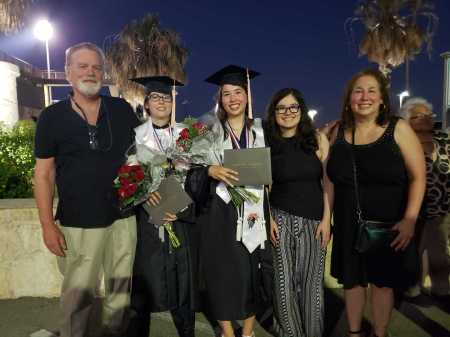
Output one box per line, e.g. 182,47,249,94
400,97,450,306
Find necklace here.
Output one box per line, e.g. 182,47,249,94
71,98,101,125
69,96,112,151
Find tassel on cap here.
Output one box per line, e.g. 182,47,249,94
171,79,177,127
204,65,260,119
246,68,253,120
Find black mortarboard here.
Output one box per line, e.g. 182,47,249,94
205,65,260,87
130,76,184,95
205,65,260,119
130,76,184,126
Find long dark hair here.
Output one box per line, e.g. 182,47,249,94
216,84,253,138
341,68,393,129
265,88,318,154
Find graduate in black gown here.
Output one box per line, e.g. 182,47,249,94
186,65,273,337
125,76,197,337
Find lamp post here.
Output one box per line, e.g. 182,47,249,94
33,19,53,79
442,52,450,129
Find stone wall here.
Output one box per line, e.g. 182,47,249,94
0,199,62,299
0,198,340,300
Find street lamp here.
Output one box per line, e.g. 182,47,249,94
398,90,410,108
308,109,318,121
34,19,53,78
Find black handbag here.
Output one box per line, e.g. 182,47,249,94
348,128,398,254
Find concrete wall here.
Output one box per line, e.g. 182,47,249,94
0,198,340,300
0,61,20,127
0,199,62,299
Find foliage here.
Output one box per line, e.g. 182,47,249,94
0,120,36,198
105,14,188,105
346,0,438,76
0,0,33,34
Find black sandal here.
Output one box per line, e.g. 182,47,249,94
348,330,364,336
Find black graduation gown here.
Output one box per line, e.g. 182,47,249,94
185,166,273,321
131,203,197,312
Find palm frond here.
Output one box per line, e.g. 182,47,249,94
347,0,438,76
0,0,32,34
105,14,188,106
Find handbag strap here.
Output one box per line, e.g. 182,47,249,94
347,127,364,222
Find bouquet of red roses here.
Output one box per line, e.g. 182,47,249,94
114,163,150,210
114,145,167,210
114,145,180,248
176,117,209,152
168,117,219,170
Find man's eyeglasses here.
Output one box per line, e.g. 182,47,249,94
275,104,301,115
88,125,99,150
149,93,172,103
409,113,436,120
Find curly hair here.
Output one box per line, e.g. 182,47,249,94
341,68,393,129
265,88,318,154
399,97,433,120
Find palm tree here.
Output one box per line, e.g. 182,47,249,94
0,0,33,34
346,0,438,78
105,14,188,106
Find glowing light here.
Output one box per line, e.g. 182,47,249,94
398,90,410,107
33,19,53,42
308,109,318,120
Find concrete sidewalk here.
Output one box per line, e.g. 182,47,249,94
1,288,449,337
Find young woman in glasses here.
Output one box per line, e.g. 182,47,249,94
265,88,332,337
126,76,197,337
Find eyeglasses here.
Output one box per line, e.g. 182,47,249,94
149,93,172,103
87,125,99,150
409,113,436,120
275,104,301,115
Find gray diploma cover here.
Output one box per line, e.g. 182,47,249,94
223,147,272,186
143,175,193,226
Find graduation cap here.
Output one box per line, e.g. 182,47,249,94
130,76,184,126
205,65,260,119
131,76,183,95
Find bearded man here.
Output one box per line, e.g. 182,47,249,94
34,42,140,337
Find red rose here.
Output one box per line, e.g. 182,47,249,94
119,176,131,185
118,186,127,199
192,122,203,130
118,165,132,175
133,167,145,182
121,183,136,198
179,128,190,140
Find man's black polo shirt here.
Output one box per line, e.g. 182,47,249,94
35,96,140,228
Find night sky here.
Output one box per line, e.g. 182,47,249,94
1,0,449,126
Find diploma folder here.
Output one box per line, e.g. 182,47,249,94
143,175,193,226
223,147,272,186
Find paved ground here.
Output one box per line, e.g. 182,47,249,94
2,246,449,336
1,288,449,337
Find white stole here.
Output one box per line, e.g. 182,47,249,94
134,118,186,241
215,118,267,253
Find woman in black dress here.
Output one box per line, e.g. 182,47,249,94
265,88,332,337
126,76,197,337
187,65,271,337
326,69,426,337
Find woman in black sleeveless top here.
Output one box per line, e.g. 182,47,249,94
327,69,426,337
265,88,332,337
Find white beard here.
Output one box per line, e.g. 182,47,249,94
76,80,102,97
